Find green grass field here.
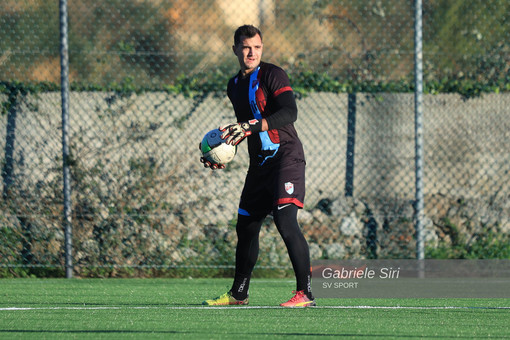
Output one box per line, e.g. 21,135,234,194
1,278,509,339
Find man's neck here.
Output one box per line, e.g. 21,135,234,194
241,63,261,78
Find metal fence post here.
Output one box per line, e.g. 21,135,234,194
345,93,356,197
2,92,18,200
414,0,425,260
59,0,73,278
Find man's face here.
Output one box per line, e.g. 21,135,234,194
233,34,263,75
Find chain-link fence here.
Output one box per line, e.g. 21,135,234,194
1,0,509,277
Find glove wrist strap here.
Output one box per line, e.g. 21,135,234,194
246,119,262,133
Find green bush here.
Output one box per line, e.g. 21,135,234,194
426,231,510,259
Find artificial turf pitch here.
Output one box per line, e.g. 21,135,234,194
1,278,509,339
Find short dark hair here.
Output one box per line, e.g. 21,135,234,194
234,25,262,46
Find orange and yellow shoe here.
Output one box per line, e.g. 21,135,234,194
279,290,316,307
202,291,249,306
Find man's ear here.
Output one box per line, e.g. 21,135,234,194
232,45,236,55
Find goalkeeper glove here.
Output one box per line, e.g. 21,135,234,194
199,143,226,170
200,156,225,170
220,119,262,146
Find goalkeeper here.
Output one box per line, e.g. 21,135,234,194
201,25,315,307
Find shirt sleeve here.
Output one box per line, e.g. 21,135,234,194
265,91,297,130
264,66,298,130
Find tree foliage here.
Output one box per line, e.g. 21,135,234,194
0,0,508,92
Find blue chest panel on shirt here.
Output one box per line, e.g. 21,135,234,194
249,67,280,165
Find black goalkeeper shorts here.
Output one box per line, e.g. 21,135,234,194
238,160,305,217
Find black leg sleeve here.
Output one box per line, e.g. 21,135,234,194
273,204,313,299
230,214,264,299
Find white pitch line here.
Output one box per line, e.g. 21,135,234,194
1,305,509,311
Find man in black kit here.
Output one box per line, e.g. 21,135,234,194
201,25,315,307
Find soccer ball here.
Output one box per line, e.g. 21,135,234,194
200,128,237,165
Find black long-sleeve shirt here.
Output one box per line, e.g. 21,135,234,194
227,62,305,168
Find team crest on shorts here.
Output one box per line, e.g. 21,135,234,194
284,182,294,195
